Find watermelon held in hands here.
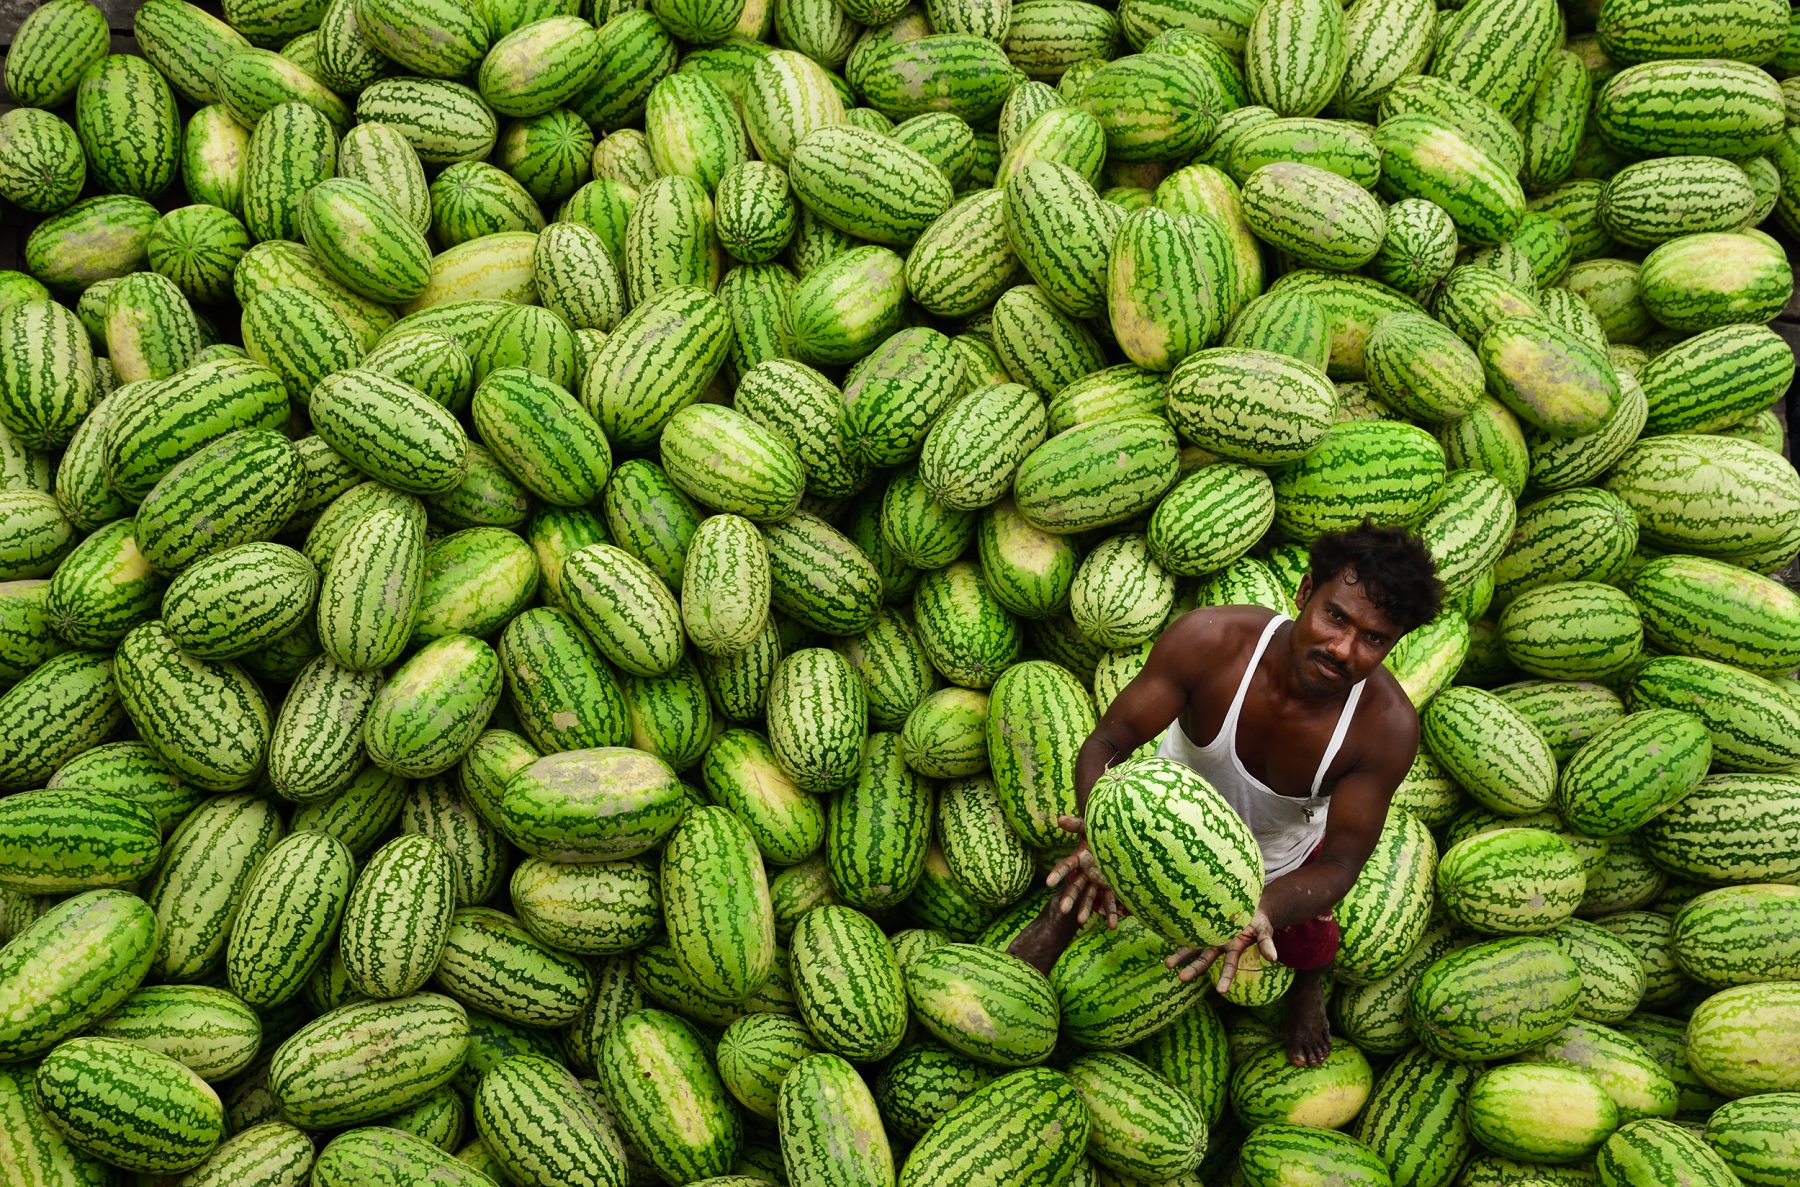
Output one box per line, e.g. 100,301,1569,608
1085,755,1264,949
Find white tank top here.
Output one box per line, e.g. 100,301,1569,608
1154,614,1367,883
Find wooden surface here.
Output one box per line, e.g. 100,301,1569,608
0,0,136,41
0,0,1795,584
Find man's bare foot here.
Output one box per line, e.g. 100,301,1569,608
1006,899,1083,976
1284,968,1332,1068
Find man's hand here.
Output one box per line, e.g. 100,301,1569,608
1043,814,1122,928
1165,912,1278,992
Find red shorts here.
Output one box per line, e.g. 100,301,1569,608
1272,846,1340,971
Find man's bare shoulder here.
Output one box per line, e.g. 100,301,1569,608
1162,604,1283,644
1145,605,1282,682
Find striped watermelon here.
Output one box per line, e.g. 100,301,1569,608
34,1037,224,1172
1334,804,1436,983
1466,1063,1618,1164
1559,710,1713,838
1354,1048,1477,1187
825,730,930,908
1421,686,1557,816
1270,420,1445,541
0,788,160,894
1706,1092,1800,1187
1086,756,1262,948
663,805,777,1001
717,1013,818,1120
499,747,685,863
472,1054,630,1187
75,54,180,200
1597,60,1784,160
0,889,156,1062
906,943,1060,1067
791,124,952,247
795,904,907,1066
0,108,86,215
874,1042,995,1143
1596,1118,1744,1187
147,795,283,982
986,660,1095,849
339,835,455,1000
1437,828,1585,935
0,300,97,452
1628,656,1800,774
598,1009,741,1182
1410,936,1581,1061
1375,113,1525,247
268,993,469,1129
897,1068,1089,1185
436,907,594,1027
6,0,110,109
1068,1050,1206,1178
777,1054,893,1187
1497,581,1643,681
1243,162,1385,270
1597,0,1787,62
1237,1124,1390,1187
1231,1040,1374,1129
1673,884,1800,989
1631,554,1800,676
226,830,353,1009
1167,347,1337,465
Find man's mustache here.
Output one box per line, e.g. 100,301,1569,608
1307,650,1349,679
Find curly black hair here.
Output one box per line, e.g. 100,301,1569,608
1307,520,1444,635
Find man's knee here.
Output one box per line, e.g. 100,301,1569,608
1273,914,1340,971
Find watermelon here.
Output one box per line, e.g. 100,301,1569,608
1086,756,1263,948
1237,1124,1392,1187
268,993,469,1129
1706,1092,1800,1187
1410,937,1581,1061
906,943,1060,1067
1231,1040,1375,1129
777,1053,893,1187
1465,1063,1619,1164
896,1068,1090,1186
1596,1118,1744,1187
34,1037,225,1172
598,1009,741,1182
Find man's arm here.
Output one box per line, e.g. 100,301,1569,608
1070,613,1212,813
1257,753,1405,932
1043,611,1217,922
1168,699,1419,987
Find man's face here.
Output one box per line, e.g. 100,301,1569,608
1289,568,1404,696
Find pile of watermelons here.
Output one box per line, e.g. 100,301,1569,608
0,0,1798,1182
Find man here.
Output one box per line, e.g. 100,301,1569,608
1008,523,1444,1068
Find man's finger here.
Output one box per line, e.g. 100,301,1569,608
1044,853,1082,888
1057,815,1085,834
1178,950,1219,983
1169,946,1220,981
1258,933,1280,963
1215,946,1243,994
1075,882,1098,924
